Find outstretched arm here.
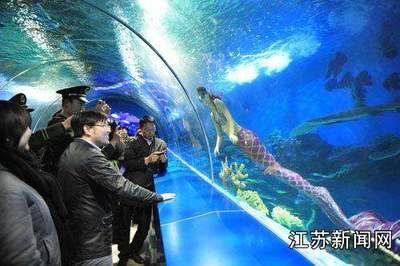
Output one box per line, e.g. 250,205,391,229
210,112,223,156
214,99,239,144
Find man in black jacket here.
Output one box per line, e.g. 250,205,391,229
57,110,175,265
117,115,167,265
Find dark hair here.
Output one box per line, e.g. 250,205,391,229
71,110,107,137
139,115,155,128
0,101,69,264
196,86,221,101
0,100,32,149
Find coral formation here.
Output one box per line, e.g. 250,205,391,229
271,206,305,230
384,72,400,91
237,189,269,216
219,157,248,192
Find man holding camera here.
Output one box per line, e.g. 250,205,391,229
117,115,168,265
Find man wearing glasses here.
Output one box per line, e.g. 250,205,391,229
57,111,175,265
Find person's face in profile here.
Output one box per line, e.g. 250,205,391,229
89,120,111,147
197,88,212,106
18,127,32,152
197,89,206,103
71,98,85,114
141,122,156,140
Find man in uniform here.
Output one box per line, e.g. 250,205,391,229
41,86,90,173
41,85,118,174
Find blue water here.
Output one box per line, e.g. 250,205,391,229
0,0,399,264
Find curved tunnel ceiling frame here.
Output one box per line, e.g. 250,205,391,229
1,57,180,147
0,58,80,91
33,97,61,131
81,0,215,181
0,58,78,131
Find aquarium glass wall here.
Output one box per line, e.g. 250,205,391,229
1,0,399,264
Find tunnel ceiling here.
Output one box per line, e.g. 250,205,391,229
0,0,400,139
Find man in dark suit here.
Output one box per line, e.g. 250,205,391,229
58,110,175,265
117,115,167,265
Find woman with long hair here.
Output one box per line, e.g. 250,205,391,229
0,100,64,265
197,86,399,253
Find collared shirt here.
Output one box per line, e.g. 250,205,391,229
79,138,102,151
144,137,153,146
139,133,153,146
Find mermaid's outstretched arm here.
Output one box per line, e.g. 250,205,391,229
210,112,223,156
213,99,240,143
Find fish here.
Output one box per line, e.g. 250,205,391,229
337,72,354,89
326,52,348,79
294,192,308,205
383,72,400,91
324,78,338,91
290,101,400,137
275,190,289,195
369,144,400,160
354,70,373,105
347,197,369,204
355,70,373,87
380,23,398,59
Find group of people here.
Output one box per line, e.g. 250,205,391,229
0,85,175,266
1,83,398,266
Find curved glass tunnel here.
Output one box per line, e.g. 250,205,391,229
1,0,399,265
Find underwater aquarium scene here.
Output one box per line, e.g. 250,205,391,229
0,0,399,265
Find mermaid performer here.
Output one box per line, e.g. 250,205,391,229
197,86,400,253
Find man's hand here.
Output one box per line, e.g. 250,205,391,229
263,162,281,175
161,193,176,201
229,134,238,144
145,153,159,165
159,153,167,163
152,150,167,163
110,128,128,147
95,100,111,115
61,115,73,129
214,146,220,157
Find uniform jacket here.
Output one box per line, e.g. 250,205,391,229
0,163,61,266
40,110,115,174
57,138,163,261
40,111,73,173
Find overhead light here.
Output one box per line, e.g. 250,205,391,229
261,52,292,75
226,64,259,84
